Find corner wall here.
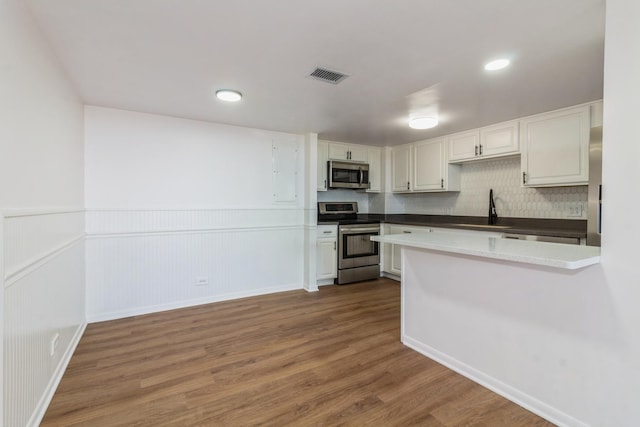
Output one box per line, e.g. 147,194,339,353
84,107,308,321
0,1,86,425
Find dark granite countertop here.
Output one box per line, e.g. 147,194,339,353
357,214,587,239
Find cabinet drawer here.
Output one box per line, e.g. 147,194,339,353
317,225,337,238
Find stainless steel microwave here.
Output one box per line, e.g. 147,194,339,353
328,160,370,190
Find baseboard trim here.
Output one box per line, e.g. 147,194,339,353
381,272,400,281
87,283,304,323
28,322,87,427
401,335,589,427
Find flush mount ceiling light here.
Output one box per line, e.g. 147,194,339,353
215,89,242,102
409,116,439,129
484,58,510,71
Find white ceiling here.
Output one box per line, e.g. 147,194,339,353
26,0,605,146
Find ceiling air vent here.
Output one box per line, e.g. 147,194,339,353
308,67,349,84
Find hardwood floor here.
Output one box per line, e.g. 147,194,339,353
42,279,553,426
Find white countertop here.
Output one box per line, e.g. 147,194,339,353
372,232,601,270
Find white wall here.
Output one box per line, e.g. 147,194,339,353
0,0,85,425
84,107,310,321
398,2,640,426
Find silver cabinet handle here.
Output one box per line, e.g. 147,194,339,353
522,171,526,184
333,241,336,250
475,145,478,156
441,178,444,188
323,230,332,234
479,144,483,155
403,231,412,233
324,179,327,189
407,181,410,190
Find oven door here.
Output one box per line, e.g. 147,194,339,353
338,225,380,269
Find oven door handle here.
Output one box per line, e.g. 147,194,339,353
339,227,380,234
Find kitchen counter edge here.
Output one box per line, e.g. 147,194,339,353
372,232,600,270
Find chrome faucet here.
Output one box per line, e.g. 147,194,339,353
489,189,498,225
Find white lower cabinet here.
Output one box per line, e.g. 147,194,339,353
382,225,505,277
383,225,432,277
316,225,337,284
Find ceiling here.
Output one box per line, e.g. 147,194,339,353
26,0,605,146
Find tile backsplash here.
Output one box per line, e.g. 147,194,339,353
369,156,587,219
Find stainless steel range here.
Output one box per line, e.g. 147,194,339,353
318,202,380,284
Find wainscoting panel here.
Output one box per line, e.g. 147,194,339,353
85,209,306,322
3,210,85,427
85,208,304,234
4,210,84,280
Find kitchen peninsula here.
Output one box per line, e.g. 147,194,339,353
371,231,601,425
373,231,600,269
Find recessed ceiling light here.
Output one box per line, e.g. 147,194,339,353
484,59,510,71
215,89,242,102
409,117,439,129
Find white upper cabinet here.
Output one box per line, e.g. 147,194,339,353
328,142,367,162
317,140,329,191
479,120,520,158
391,144,412,192
448,130,480,162
391,139,460,193
449,121,519,162
414,138,446,191
520,105,590,187
366,147,382,193
414,137,460,192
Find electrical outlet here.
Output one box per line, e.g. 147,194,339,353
195,276,209,286
567,204,584,218
50,333,59,356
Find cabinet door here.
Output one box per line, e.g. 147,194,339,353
521,105,590,187
366,147,382,193
328,142,349,160
391,145,412,192
348,145,368,162
317,140,329,191
448,130,480,161
386,225,432,275
387,226,404,275
316,238,337,280
480,120,519,157
414,138,445,191
390,243,402,275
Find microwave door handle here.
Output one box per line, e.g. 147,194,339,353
358,168,363,185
